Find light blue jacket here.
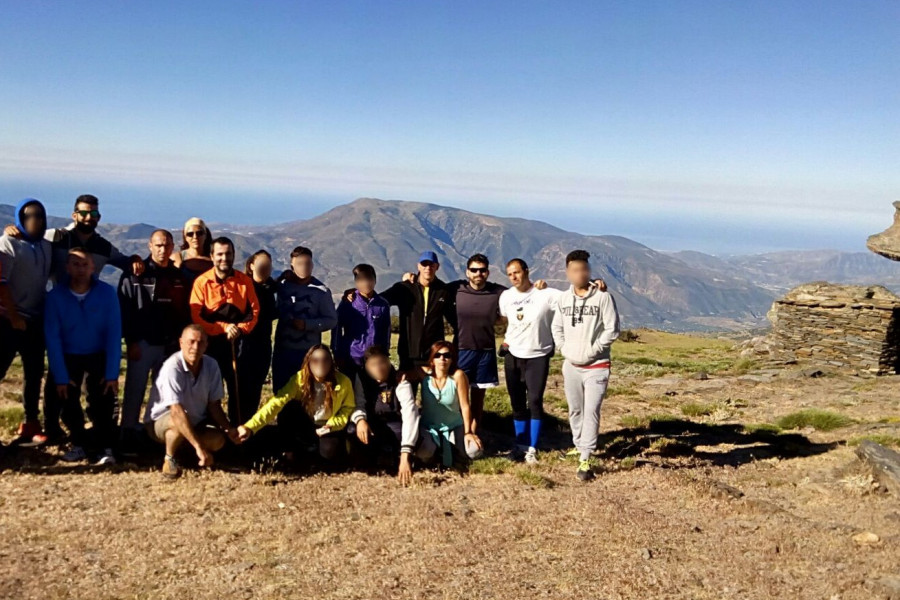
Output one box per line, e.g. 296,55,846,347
45,277,122,383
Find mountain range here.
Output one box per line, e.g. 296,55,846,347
3,197,900,331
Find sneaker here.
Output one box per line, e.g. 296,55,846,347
576,459,595,482
15,421,45,445
162,455,181,479
96,449,116,466
525,447,539,465
61,446,88,462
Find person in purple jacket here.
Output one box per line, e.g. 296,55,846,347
44,248,123,466
332,264,391,381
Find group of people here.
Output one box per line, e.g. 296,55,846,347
0,194,620,483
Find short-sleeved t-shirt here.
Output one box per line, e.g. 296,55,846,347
499,286,560,359
146,351,224,425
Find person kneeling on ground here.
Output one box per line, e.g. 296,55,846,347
144,324,239,478
416,341,483,468
236,344,353,467
348,345,437,485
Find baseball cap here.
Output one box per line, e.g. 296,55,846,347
418,251,439,264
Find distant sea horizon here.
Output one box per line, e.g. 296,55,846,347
0,176,880,256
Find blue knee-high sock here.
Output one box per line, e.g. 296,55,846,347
529,418,543,449
513,419,529,447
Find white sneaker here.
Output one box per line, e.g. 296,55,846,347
61,446,87,462
96,449,116,466
525,447,539,465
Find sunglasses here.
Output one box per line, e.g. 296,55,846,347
419,261,436,268
185,230,206,238
434,352,453,360
76,210,101,219
468,267,488,274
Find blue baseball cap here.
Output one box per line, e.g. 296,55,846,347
418,251,439,264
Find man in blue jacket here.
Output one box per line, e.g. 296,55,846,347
0,199,52,444
45,248,123,465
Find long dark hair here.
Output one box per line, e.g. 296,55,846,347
299,344,338,417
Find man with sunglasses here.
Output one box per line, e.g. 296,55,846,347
445,254,507,440
5,194,143,282
0,199,52,444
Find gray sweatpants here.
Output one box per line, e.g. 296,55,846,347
121,341,169,431
562,360,610,461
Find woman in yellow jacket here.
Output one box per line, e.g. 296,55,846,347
237,344,354,464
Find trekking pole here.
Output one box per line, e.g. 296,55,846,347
231,338,242,425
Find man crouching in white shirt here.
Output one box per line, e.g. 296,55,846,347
144,324,240,478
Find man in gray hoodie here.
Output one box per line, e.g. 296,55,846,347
551,249,620,482
0,199,52,444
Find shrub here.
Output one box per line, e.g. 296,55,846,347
775,409,853,432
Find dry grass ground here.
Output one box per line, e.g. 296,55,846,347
1,329,899,599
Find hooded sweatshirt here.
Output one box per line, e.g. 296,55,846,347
551,285,620,367
0,199,51,320
44,275,122,383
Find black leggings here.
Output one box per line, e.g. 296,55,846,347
504,353,551,421
275,401,346,462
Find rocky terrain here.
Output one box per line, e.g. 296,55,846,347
0,330,898,599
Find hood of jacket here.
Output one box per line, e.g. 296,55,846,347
15,198,47,243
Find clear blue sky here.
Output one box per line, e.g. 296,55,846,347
0,1,897,253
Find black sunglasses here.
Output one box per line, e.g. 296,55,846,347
468,267,488,274
185,230,206,238
76,210,100,219
434,352,453,360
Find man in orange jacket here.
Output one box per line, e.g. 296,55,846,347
189,236,260,425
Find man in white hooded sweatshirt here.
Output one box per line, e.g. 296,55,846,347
551,249,620,481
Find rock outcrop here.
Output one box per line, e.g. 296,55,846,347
762,282,900,375
867,201,900,262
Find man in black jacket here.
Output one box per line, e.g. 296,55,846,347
117,230,190,449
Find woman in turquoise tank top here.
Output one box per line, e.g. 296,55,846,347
419,340,483,466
